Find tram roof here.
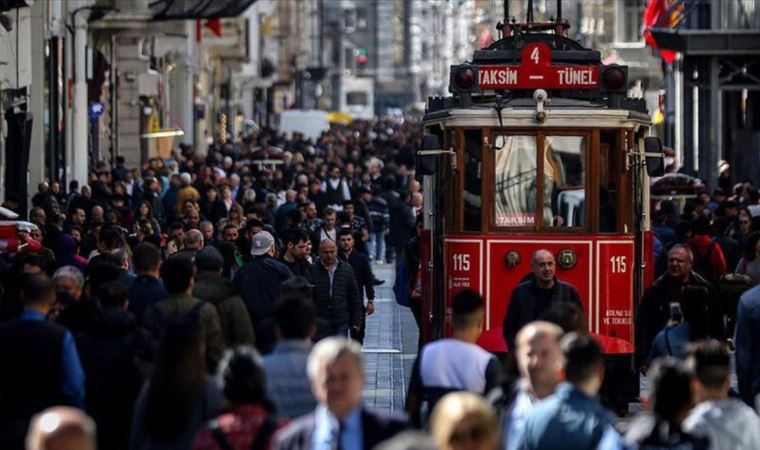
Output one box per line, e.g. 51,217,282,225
423,99,651,130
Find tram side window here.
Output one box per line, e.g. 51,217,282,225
494,135,538,227
544,136,586,228
463,130,482,231
600,132,619,232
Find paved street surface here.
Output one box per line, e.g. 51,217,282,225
361,262,418,412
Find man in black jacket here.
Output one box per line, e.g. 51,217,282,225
280,227,313,283
233,231,293,327
311,239,363,338
338,228,375,343
636,244,724,366
76,280,148,450
502,249,583,351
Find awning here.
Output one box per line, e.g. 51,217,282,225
149,0,257,20
0,0,32,13
649,28,760,56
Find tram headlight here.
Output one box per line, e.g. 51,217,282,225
601,65,627,93
449,65,478,93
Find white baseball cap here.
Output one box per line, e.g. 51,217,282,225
250,231,275,256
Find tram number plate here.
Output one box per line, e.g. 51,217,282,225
478,42,600,90
445,241,482,294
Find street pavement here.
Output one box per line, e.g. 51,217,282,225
361,262,418,413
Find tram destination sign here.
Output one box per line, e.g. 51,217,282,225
478,42,599,90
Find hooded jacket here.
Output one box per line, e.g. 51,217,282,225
683,398,760,450
76,307,149,450
193,272,255,347
687,234,727,283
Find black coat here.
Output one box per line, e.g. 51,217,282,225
635,271,725,364
233,256,293,323
0,318,68,448
274,407,408,450
388,200,415,248
75,308,149,450
341,250,375,301
310,260,363,328
502,278,583,351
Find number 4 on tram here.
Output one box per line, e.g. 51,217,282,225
415,9,666,408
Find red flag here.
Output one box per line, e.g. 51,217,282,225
642,0,678,64
204,18,222,37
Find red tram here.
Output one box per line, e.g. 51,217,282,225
416,1,665,402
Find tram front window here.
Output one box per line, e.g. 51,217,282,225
494,135,538,227
544,135,586,227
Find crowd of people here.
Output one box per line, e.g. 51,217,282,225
0,119,425,449
2,120,760,450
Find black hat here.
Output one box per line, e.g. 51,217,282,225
195,246,224,272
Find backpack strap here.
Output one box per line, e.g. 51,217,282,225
251,416,278,450
664,327,673,356
207,419,235,450
189,300,207,320
704,241,715,260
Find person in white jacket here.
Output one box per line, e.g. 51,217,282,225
683,340,760,450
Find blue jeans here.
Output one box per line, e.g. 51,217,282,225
368,231,386,261
331,323,350,337
367,231,385,261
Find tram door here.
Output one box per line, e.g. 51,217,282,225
418,129,456,342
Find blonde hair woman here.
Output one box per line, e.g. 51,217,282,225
430,392,499,450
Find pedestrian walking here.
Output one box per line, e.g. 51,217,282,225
232,231,293,327
310,240,363,338
406,289,502,426
273,338,408,450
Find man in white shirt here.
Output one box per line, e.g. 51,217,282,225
405,289,502,426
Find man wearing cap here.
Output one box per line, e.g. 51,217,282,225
232,231,293,327
717,160,732,197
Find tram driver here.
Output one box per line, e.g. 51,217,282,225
502,249,583,351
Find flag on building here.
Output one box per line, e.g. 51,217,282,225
642,0,685,64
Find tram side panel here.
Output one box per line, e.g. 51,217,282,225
441,235,635,355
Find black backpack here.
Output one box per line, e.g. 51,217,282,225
689,241,717,282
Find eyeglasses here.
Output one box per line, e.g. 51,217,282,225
449,425,489,444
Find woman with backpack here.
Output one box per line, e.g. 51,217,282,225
130,320,224,450
192,346,281,450
646,286,711,363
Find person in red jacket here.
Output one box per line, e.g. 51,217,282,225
687,216,727,284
